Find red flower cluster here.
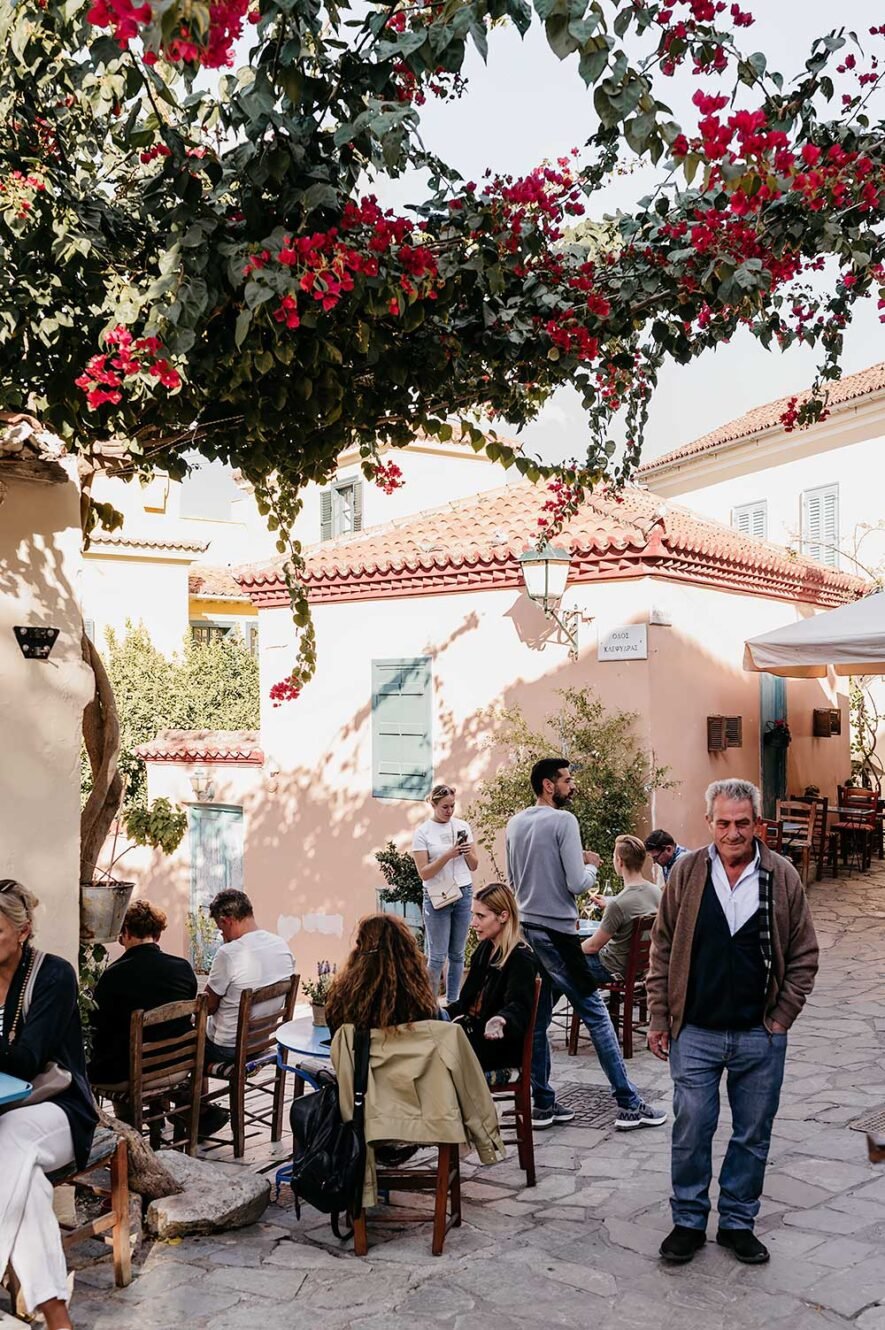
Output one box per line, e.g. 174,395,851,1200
537,479,584,530
243,197,441,334
87,0,249,68
139,143,172,165
269,677,301,707
0,170,46,221
372,460,404,494
75,325,182,410
545,317,599,362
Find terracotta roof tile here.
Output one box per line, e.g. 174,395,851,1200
134,729,263,764
236,481,865,610
188,565,248,600
638,361,885,475
89,533,209,553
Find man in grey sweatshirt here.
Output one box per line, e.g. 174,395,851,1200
507,758,667,1132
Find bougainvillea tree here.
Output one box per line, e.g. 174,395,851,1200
2,0,884,679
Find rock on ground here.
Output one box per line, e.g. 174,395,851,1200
146,1152,270,1239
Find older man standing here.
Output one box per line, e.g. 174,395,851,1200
647,779,819,1266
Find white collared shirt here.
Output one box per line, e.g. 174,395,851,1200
707,844,760,935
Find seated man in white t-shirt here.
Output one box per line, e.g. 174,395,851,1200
204,888,295,1063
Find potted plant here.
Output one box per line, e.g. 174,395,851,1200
376,841,424,937
763,720,792,749
303,961,336,1027
80,798,188,944
186,906,221,982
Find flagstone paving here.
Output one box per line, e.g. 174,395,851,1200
49,871,885,1328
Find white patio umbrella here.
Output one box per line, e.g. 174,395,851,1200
743,590,885,678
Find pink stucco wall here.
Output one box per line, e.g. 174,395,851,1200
135,573,849,978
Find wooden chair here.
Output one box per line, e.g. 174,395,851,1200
775,799,819,887
203,973,300,1157
568,913,656,1060
6,1128,132,1310
488,976,542,1187
829,786,877,874
761,819,783,853
93,996,208,1154
790,794,829,880
352,1143,461,1258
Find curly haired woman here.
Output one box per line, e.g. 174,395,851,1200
325,913,439,1035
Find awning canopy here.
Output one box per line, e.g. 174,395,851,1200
743,591,885,678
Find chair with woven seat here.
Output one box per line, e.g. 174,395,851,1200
488,976,541,1187
568,913,656,1060
829,786,877,875
775,799,819,887
203,972,300,1157
94,995,208,1154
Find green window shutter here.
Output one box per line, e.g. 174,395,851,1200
371,657,432,800
352,478,363,532
320,489,333,542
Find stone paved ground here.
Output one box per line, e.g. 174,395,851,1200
51,871,885,1329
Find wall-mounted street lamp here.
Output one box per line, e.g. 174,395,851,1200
14,626,60,660
189,766,215,802
518,544,580,660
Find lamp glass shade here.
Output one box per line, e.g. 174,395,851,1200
519,545,571,605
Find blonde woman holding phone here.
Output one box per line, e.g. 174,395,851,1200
411,784,478,1003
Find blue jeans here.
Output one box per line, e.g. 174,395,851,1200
669,1023,787,1232
423,885,472,1002
585,953,614,984
523,924,640,1112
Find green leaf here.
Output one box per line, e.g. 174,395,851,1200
235,309,251,349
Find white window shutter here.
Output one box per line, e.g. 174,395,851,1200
802,485,839,567
732,501,767,540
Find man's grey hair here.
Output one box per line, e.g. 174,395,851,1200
705,779,762,821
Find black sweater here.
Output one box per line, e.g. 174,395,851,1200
89,942,197,1085
0,948,98,1169
447,940,537,1071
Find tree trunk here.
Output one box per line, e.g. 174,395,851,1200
80,630,124,883
96,1110,184,1200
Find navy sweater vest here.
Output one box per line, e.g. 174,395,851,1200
683,870,766,1030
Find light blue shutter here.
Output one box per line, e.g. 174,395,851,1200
352,479,363,532
320,489,333,541
372,658,432,800
190,807,245,911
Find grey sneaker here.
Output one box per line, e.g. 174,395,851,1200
532,1101,575,1129
614,1101,668,1131
552,1101,576,1124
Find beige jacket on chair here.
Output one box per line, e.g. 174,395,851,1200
332,1019,504,1206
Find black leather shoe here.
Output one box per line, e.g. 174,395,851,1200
716,1229,770,1264
660,1226,706,1263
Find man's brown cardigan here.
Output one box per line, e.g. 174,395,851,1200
646,842,819,1037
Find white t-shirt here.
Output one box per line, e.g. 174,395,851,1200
207,929,295,1047
412,816,474,897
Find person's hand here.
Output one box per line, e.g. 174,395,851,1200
588,893,606,909
647,1030,670,1060
584,850,601,868
484,1016,506,1040
457,841,474,856
769,1020,788,1035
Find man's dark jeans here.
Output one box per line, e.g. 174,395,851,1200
523,923,641,1112
669,1023,787,1231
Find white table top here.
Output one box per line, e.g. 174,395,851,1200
276,1015,333,1058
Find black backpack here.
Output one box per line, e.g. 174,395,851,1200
289,1029,370,1240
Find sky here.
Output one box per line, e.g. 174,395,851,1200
183,1,885,514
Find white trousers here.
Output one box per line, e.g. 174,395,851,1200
0,1101,74,1312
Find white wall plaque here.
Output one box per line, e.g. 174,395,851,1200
598,624,648,661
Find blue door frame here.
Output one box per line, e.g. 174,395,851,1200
760,675,787,818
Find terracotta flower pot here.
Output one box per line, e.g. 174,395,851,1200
311,1003,328,1028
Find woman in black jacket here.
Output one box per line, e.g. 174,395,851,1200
447,883,536,1072
0,880,97,1330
